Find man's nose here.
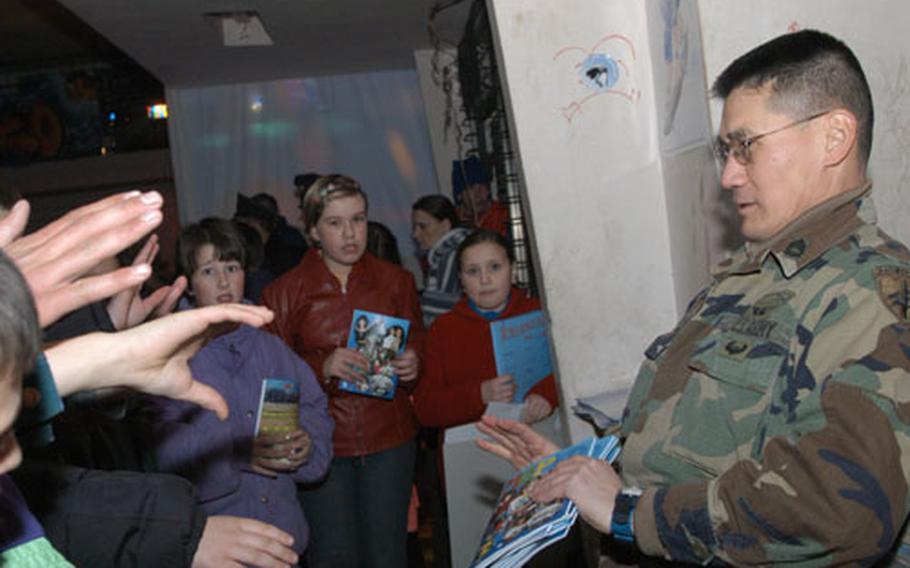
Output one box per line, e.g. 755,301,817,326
720,156,746,190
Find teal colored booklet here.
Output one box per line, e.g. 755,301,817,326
490,310,554,402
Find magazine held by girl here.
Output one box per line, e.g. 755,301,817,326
341,309,411,399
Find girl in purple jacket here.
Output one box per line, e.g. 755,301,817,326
152,218,333,559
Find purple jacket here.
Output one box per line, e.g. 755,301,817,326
151,324,333,555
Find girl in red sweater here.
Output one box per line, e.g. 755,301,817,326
414,229,558,429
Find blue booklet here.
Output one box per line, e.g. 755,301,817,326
470,435,621,568
339,309,410,400
490,310,554,402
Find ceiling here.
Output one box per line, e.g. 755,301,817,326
12,0,473,88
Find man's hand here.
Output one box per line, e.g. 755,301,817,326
193,515,298,568
251,429,312,477
481,374,515,403
107,235,187,330
322,347,370,383
44,303,274,420
521,393,553,424
476,415,560,470
1,191,164,326
528,456,622,533
391,348,419,382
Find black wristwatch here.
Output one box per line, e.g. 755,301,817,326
611,490,640,543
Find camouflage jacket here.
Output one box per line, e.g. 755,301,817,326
620,184,910,565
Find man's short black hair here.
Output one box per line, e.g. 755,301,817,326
712,29,873,167
0,249,39,379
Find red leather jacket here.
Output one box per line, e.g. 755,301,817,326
262,249,425,457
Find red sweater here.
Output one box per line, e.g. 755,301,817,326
413,287,559,429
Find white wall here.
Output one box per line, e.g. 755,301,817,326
698,0,910,245
486,0,711,442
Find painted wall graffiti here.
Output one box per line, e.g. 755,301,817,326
553,34,640,123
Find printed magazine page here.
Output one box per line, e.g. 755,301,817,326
339,309,410,400
470,435,621,568
254,378,300,436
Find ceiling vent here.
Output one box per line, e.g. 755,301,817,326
206,11,273,47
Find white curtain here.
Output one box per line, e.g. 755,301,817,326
166,69,438,275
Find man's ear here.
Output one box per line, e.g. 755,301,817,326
823,109,858,166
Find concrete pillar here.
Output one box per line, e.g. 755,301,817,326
486,0,723,442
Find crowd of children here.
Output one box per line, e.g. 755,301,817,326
0,159,556,568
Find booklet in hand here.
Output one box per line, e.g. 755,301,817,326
490,310,554,403
470,435,621,568
339,309,410,400
254,378,301,436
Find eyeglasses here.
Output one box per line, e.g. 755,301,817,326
713,110,830,166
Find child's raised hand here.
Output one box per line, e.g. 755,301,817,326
520,393,553,424
322,347,370,383
391,348,419,382
251,428,312,476
481,374,516,403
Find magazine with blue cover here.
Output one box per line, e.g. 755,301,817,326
489,310,554,403
339,309,410,400
470,435,621,568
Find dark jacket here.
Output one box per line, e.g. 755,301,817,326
13,462,206,567
262,248,425,457
14,303,205,566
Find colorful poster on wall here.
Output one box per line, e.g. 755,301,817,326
647,0,711,154
0,69,103,165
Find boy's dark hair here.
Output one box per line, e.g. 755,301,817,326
712,29,873,166
367,221,401,265
456,229,514,272
176,217,248,278
413,194,460,228
0,249,39,379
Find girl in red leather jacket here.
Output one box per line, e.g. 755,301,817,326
261,174,424,568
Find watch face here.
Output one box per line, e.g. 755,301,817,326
611,493,639,543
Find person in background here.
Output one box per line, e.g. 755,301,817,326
479,29,910,566
412,194,470,327
235,220,274,302
451,156,510,237
367,220,402,266
262,174,425,568
234,192,308,278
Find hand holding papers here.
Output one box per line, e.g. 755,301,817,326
470,435,621,568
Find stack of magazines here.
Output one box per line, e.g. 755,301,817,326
470,435,621,568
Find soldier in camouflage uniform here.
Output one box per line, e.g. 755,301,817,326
478,29,910,565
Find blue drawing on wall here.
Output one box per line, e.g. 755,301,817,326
579,53,620,91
